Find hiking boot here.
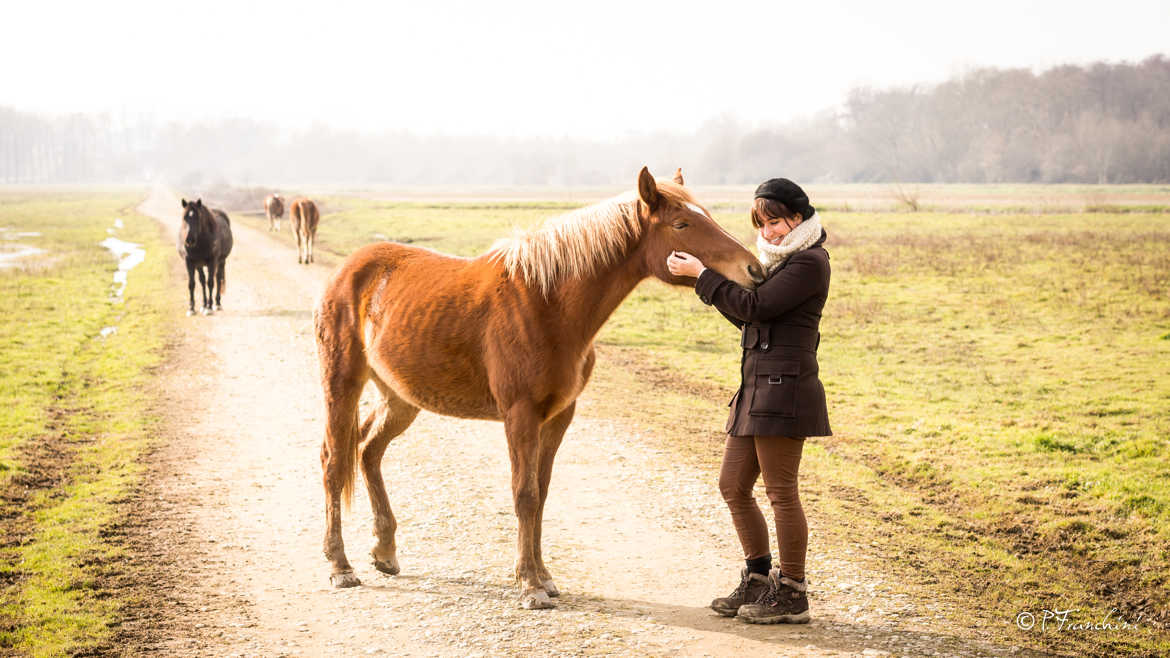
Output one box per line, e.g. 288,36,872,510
736,568,810,624
710,568,770,617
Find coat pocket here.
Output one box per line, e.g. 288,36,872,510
749,359,800,418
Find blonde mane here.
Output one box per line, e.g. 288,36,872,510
490,182,698,296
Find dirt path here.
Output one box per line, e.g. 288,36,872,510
127,188,1046,657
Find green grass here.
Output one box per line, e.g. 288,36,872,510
0,190,171,656
256,193,1169,655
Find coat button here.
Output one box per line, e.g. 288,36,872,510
761,341,769,350
700,295,710,304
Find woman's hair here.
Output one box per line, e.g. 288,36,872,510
750,197,803,229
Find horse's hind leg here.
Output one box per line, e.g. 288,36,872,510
359,378,419,576
215,258,226,310
316,307,369,588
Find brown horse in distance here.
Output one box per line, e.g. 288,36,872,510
290,198,319,264
264,194,284,232
314,167,764,609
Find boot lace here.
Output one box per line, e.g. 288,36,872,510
758,580,781,606
728,572,753,600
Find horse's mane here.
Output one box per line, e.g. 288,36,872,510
192,202,213,231
489,182,698,296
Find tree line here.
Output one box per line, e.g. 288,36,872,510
2,55,1167,185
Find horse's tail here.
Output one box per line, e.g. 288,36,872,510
314,267,369,510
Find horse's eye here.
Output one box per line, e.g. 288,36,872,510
672,222,688,230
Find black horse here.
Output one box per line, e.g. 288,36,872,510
177,198,234,316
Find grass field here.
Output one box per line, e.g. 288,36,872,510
231,189,1170,656
0,190,170,656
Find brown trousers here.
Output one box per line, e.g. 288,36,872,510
718,435,807,580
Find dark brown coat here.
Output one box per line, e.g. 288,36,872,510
694,230,832,438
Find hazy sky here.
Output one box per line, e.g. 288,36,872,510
4,0,1168,137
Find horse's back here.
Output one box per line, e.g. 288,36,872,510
213,209,233,258
324,242,475,303
319,242,506,417
291,198,319,235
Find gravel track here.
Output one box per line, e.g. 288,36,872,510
129,188,1048,657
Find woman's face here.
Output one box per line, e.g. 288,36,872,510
758,214,800,245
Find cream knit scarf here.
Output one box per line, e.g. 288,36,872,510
755,212,823,274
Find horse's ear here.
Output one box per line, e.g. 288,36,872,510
637,166,660,212
672,168,685,185
195,198,203,207
181,198,187,208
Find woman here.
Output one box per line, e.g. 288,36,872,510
666,177,831,624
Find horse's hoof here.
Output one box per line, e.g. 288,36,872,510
186,309,195,317
201,308,211,316
330,571,361,588
215,304,223,311
542,579,560,598
372,558,400,575
520,588,555,610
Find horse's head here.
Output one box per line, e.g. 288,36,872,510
180,198,204,249
635,167,763,289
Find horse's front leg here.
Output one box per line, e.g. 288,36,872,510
196,266,209,315
504,401,553,609
205,260,218,315
185,261,196,316
533,401,575,598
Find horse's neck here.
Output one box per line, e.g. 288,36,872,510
552,243,648,347
199,210,217,235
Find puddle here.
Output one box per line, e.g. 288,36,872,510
0,227,43,240
0,244,48,269
100,237,145,300
97,217,145,340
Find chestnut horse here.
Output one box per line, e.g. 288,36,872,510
290,197,320,264
314,167,764,609
177,198,233,316
264,193,284,232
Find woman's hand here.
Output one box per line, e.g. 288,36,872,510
667,251,706,278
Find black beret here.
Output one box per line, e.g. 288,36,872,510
754,178,815,220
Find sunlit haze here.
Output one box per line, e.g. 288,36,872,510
4,0,1168,137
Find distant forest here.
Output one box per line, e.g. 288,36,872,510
2,55,1168,185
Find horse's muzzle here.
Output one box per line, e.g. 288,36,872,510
748,263,765,286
